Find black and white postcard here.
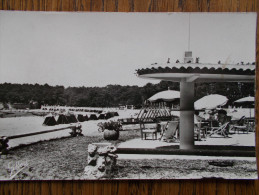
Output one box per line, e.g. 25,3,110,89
0,11,257,180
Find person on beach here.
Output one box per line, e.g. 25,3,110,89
217,109,231,135
194,111,205,140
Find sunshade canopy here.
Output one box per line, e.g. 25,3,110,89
234,96,255,103
137,63,255,82
194,94,228,110
148,90,180,102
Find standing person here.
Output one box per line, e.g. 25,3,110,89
194,111,204,140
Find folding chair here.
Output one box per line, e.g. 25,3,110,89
160,121,179,141
209,122,230,137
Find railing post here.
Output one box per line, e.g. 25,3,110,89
0,136,9,154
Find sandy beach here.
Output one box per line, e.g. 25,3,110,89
0,131,256,180
0,109,139,148
0,108,257,180
0,108,254,146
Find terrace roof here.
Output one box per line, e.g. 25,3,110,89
136,63,255,82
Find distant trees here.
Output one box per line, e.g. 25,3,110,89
0,83,66,108
0,81,254,108
195,82,254,106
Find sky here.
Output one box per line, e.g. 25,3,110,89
0,12,256,87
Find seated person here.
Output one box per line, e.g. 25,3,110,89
217,109,230,135
195,111,204,123
217,109,228,125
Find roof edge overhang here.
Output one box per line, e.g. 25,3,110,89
138,73,255,83
136,63,255,83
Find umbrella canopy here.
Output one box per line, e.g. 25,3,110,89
194,94,228,110
234,96,255,117
148,90,180,102
234,96,254,103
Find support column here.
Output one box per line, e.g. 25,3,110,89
180,81,194,149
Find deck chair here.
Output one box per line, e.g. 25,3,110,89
209,122,229,137
246,118,256,132
237,116,246,125
232,117,252,134
139,122,158,140
229,116,247,134
160,121,179,141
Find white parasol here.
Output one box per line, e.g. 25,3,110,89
148,89,180,102
234,96,255,118
234,96,254,104
194,94,228,110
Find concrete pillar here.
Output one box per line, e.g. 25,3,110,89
180,81,194,149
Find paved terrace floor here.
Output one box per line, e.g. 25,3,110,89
117,132,256,157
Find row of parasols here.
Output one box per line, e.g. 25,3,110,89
148,89,254,110
43,111,119,126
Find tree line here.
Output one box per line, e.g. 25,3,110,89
0,81,254,108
